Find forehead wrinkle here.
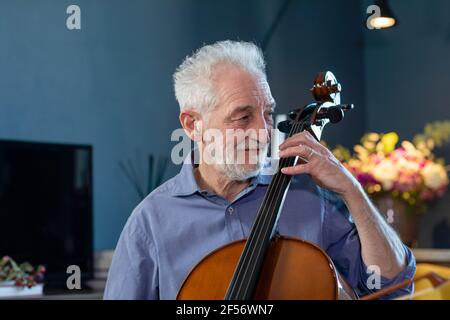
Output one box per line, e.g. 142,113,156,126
228,105,255,117
220,85,273,111
212,68,274,112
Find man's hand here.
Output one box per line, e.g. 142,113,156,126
279,131,408,279
278,130,360,198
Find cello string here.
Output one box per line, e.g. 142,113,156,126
225,135,295,298
229,120,305,298
232,81,336,298
233,123,302,298
242,114,327,297
235,123,303,298
228,120,303,298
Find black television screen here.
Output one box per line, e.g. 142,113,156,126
0,139,93,290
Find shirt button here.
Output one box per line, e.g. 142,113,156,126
228,207,234,215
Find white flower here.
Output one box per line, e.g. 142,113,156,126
372,159,399,190
396,157,420,174
401,141,425,160
421,163,449,190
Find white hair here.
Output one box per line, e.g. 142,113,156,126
173,40,267,114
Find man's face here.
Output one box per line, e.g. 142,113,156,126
200,63,275,180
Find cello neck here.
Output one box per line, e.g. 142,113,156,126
224,71,352,300
224,121,307,300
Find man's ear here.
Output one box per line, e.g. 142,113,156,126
179,109,202,142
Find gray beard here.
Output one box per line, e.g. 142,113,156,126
217,162,264,181
216,145,269,181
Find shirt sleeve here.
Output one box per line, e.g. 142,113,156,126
321,188,416,300
103,208,159,300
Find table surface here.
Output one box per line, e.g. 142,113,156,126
412,248,450,267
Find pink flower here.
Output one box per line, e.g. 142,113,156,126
356,173,378,187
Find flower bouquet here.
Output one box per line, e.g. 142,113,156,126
329,121,450,246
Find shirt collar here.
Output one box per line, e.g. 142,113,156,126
170,149,273,197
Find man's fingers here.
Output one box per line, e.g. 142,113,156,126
281,163,311,175
279,145,315,175
279,131,316,151
278,145,316,160
279,131,329,157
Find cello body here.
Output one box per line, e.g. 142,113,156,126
177,235,357,300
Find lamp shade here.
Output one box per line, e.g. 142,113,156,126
370,0,398,29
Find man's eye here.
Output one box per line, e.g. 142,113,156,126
265,111,274,119
238,116,250,121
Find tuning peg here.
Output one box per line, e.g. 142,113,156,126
277,120,292,133
288,108,301,120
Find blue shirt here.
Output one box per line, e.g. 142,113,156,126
104,154,416,300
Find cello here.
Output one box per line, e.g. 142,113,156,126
177,71,358,300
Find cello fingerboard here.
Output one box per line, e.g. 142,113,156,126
224,119,309,300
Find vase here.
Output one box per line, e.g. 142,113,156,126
0,281,44,298
373,194,418,248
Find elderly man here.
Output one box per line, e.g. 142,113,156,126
104,40,415,300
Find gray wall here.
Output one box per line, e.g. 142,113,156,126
0,0,367,250
264,0,367,148
0,0,189,249
1,0,447,250
363,0,450,247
